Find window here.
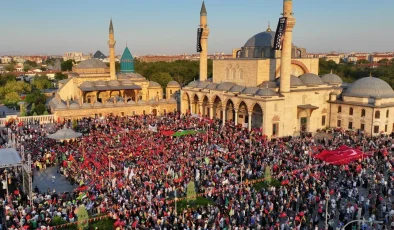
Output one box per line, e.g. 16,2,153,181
337,120,341,127
349,107,353,115
338,106,342,113
348,122,353,130
360,123,365,131
374,125,379,133
132,111,135,115
322,115,326,126
232,69,236,79
143,110,146,115
272,123,278,135
225,69,229,79
170,90,173,95
254,48,260,58
375,111,380,119
387,110,389,118
361,109,366,117
239,69,243,80
121,112,124,116
385,124,388,132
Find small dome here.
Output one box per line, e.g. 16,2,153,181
121,79,134,86
187,80,199,88
108,80,121,86
159,99,167,103
167,81,180,87
69,103,80,109
80,81,94,88
169,97,177,103
196,81,210,88
299,73,324,85
206,83,218,90
259,81,278,88
104,101,114,107
148,81,161,88
82,103,92,108
149,99,156,104
229,85,246,93
321,72,343,84
343,77,394,98
255,88,278,97
94,80,107,86
138,100,146,104
93,102,103,108
276,75,305,87
74,59,108,69
242,87,260,94
216,82,236,91
128,100,136,105
56,102,67,109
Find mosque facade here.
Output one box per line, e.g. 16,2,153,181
181,0,394,137
49,20,180,119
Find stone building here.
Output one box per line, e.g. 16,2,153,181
181,0,394,137
50,20,180,119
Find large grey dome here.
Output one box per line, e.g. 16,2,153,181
206,83,218,90
255,88,278,97
196,81,210,88
321,72,343,84
74,59,108,69
244,31,276,48
299,73,324,85
276,75,304,87
242,87,260,95
187,80,199,88
229,85,245,93
343,77,394,98
216,82,236,91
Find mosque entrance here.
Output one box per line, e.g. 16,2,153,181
300,117,308,133
152,109,157,116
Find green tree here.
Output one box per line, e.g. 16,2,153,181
378,58,389,64
150,72,173,88
357,59,369,65
54,72,68,81
25,60,38,68
4,92,20,106
264,165,272,184
25,90,46,105
23,65,31,72
40,67,47,71
61,60,75,71
32,75,52,90
76,205,89,230
0,73,17,85
4,64,14,72
35,104,46,115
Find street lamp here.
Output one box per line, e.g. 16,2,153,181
325,190,330,230
4,169,8,200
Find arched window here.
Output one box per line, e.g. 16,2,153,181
349,107,353,115
232,69,236,79
170,90,172,95
375,111,380,119
361,109,366,117
254,48,260,58
239,69,243,80
387,110,389,118
338,106,342,113
225,69,229,79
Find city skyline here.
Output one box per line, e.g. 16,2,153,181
0,0,393,56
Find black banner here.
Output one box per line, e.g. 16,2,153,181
273,17,287,50
197,28,203,52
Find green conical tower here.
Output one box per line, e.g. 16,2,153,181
120,46,134,73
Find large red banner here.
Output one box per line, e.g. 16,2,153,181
314,145,370,165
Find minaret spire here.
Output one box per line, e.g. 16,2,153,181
108,18,117,80
199,1,210,81
266,21,272,32
200,1,207,16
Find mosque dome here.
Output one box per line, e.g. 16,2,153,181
242,87,260,95
258,81,278,88
104,101,114,107
321,71,343,84
128,100,136,105
56,101,67,109
69,103,80,109
159,99,167,103
167,81,180,87
216,82,236,91
121,79,134,86
229,85,245,93
276,75,305,87
108,80,121,86
82,103,92,109
299,73,324,85
93,102,103,108
255,88,278,97
74,59,108,69
148,81,161,88
244,30,276,48
94,80,107,86
206,83,218,90
196,81,210,88
169,97,177,103
80,81,94,88
187,80,199,88
343,77,394,98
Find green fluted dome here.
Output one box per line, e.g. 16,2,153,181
120,46,134,73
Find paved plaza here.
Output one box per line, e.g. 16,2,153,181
33,166,76,193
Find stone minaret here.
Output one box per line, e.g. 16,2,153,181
199,1,209,82
108,19,117,80
279,0,296,93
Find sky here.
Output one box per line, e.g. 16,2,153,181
0,0,393,56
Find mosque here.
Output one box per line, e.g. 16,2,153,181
49,20,180,118
181,0,394,137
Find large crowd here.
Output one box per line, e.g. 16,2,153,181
0,112,393,229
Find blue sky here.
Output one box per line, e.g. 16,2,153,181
0,0,393,56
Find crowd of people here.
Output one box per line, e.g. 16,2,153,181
0,112,393,229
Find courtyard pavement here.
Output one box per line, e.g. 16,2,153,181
33,166,76,193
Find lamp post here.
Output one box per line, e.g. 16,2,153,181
4,169,8,201
325,190,330,230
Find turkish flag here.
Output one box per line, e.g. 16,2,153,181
314,145,370,165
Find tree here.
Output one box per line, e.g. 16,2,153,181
40,67,47,71
4,64,14,72
264,165,272,184
23,65,31,72
76,205,89,230
4,92,20,106
25,60,37,68
150,72,173,88
357,59,369,65
35,104,46,115
0,73,17,85
61,60,74,71
54,72,68,81
32,75,52,90
25,90,46,105
378,58,389,64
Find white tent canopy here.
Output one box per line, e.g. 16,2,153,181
47,128,82,141
0,148,22,168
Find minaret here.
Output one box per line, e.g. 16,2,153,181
279,0,296,93
199,1,209,82
108,18,117,80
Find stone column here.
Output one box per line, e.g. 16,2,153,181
234,110,238,125
248,111,252,131
222,108,226,125
199,103,203,116
209,104,214,119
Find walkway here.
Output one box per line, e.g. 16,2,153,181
33,166,76,193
